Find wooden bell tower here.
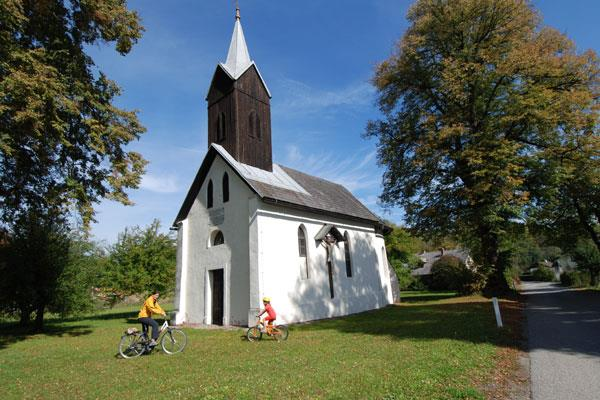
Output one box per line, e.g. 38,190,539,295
206,7,273,171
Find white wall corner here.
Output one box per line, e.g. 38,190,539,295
176,219,189,325
247,197,260,326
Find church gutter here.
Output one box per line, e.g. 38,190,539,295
261,197,381,227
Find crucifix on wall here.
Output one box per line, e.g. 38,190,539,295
315,225,346,299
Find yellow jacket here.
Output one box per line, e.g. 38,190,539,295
138,296,165,318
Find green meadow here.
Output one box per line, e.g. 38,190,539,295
0,292,517,399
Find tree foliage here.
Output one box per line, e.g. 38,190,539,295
0,212,70,330
51,234,106,316
367,0,599,294
384,223,424,267
0,0,147,227
572,239,600,286
102,220,176,300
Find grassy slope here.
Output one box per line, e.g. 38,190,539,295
0,293,516,400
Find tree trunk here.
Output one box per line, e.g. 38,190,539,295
481,229,511,296
34,301,45,332
19,306,31,327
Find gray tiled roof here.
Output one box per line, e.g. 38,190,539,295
411,249,472,276
173,145,382,227
254,166,380,223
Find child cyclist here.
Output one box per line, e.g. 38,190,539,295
257,296,276,334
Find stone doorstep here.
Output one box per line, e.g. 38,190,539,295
176,323,244,331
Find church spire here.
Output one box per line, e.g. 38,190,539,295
206,3,273,171
223,3,251,79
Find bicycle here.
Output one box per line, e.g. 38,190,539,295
118,315,187,358
246,317,289,342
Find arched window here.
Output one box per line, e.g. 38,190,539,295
298,225,309,279
255,114,262,141
213,231,225,246
208,230,225,248
248,111,261,140
344,231,353,277
248,111,256,138
207,179,213,209
222,172,229,203
217,112,226,142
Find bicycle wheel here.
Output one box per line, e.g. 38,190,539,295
272,325,289,341
246,326,262,342
118,334,145,358
161,328,187,354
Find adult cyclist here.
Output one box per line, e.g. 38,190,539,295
138,290,167,346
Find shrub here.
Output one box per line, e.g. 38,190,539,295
430,255,485,295
531,266,556,282
460,268,487,295
430,255,463,290
560,270,591,288
390,260,417,290
503,265,521,290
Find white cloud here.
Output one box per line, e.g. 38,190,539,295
358,195,380,208
140,173,180,193
274,78,375,116
282,145,380,192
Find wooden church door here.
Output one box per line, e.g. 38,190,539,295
210,269,224,325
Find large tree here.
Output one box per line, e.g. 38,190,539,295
367,0,599,293
0,0,147,227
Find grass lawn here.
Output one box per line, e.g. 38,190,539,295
0,293,520,399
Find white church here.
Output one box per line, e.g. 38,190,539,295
172,9,399,327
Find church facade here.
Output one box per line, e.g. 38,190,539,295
173,10,398,327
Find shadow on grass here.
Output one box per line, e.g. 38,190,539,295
0,322,93,350
400,293,459,303
73,311,139,323
0,309,144,350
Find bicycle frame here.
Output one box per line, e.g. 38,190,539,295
119,313,187,358
246,317,288,342
256,317,278,335
141,319,172,342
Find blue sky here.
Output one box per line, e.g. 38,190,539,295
88,0,600,244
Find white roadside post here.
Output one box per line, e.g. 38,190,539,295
492,297,503,328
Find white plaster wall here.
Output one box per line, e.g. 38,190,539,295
174,222,184,323
179,156,254,326
254,203,393,324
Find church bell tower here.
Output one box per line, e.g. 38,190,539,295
206,7,273,171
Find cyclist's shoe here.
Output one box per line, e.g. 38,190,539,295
149,339,158,347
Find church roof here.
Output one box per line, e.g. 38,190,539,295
173,144,384,228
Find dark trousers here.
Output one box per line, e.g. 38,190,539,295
138,317,159,340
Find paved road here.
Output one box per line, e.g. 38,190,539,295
522,281,600,400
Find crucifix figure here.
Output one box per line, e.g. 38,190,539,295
321,233,337,299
